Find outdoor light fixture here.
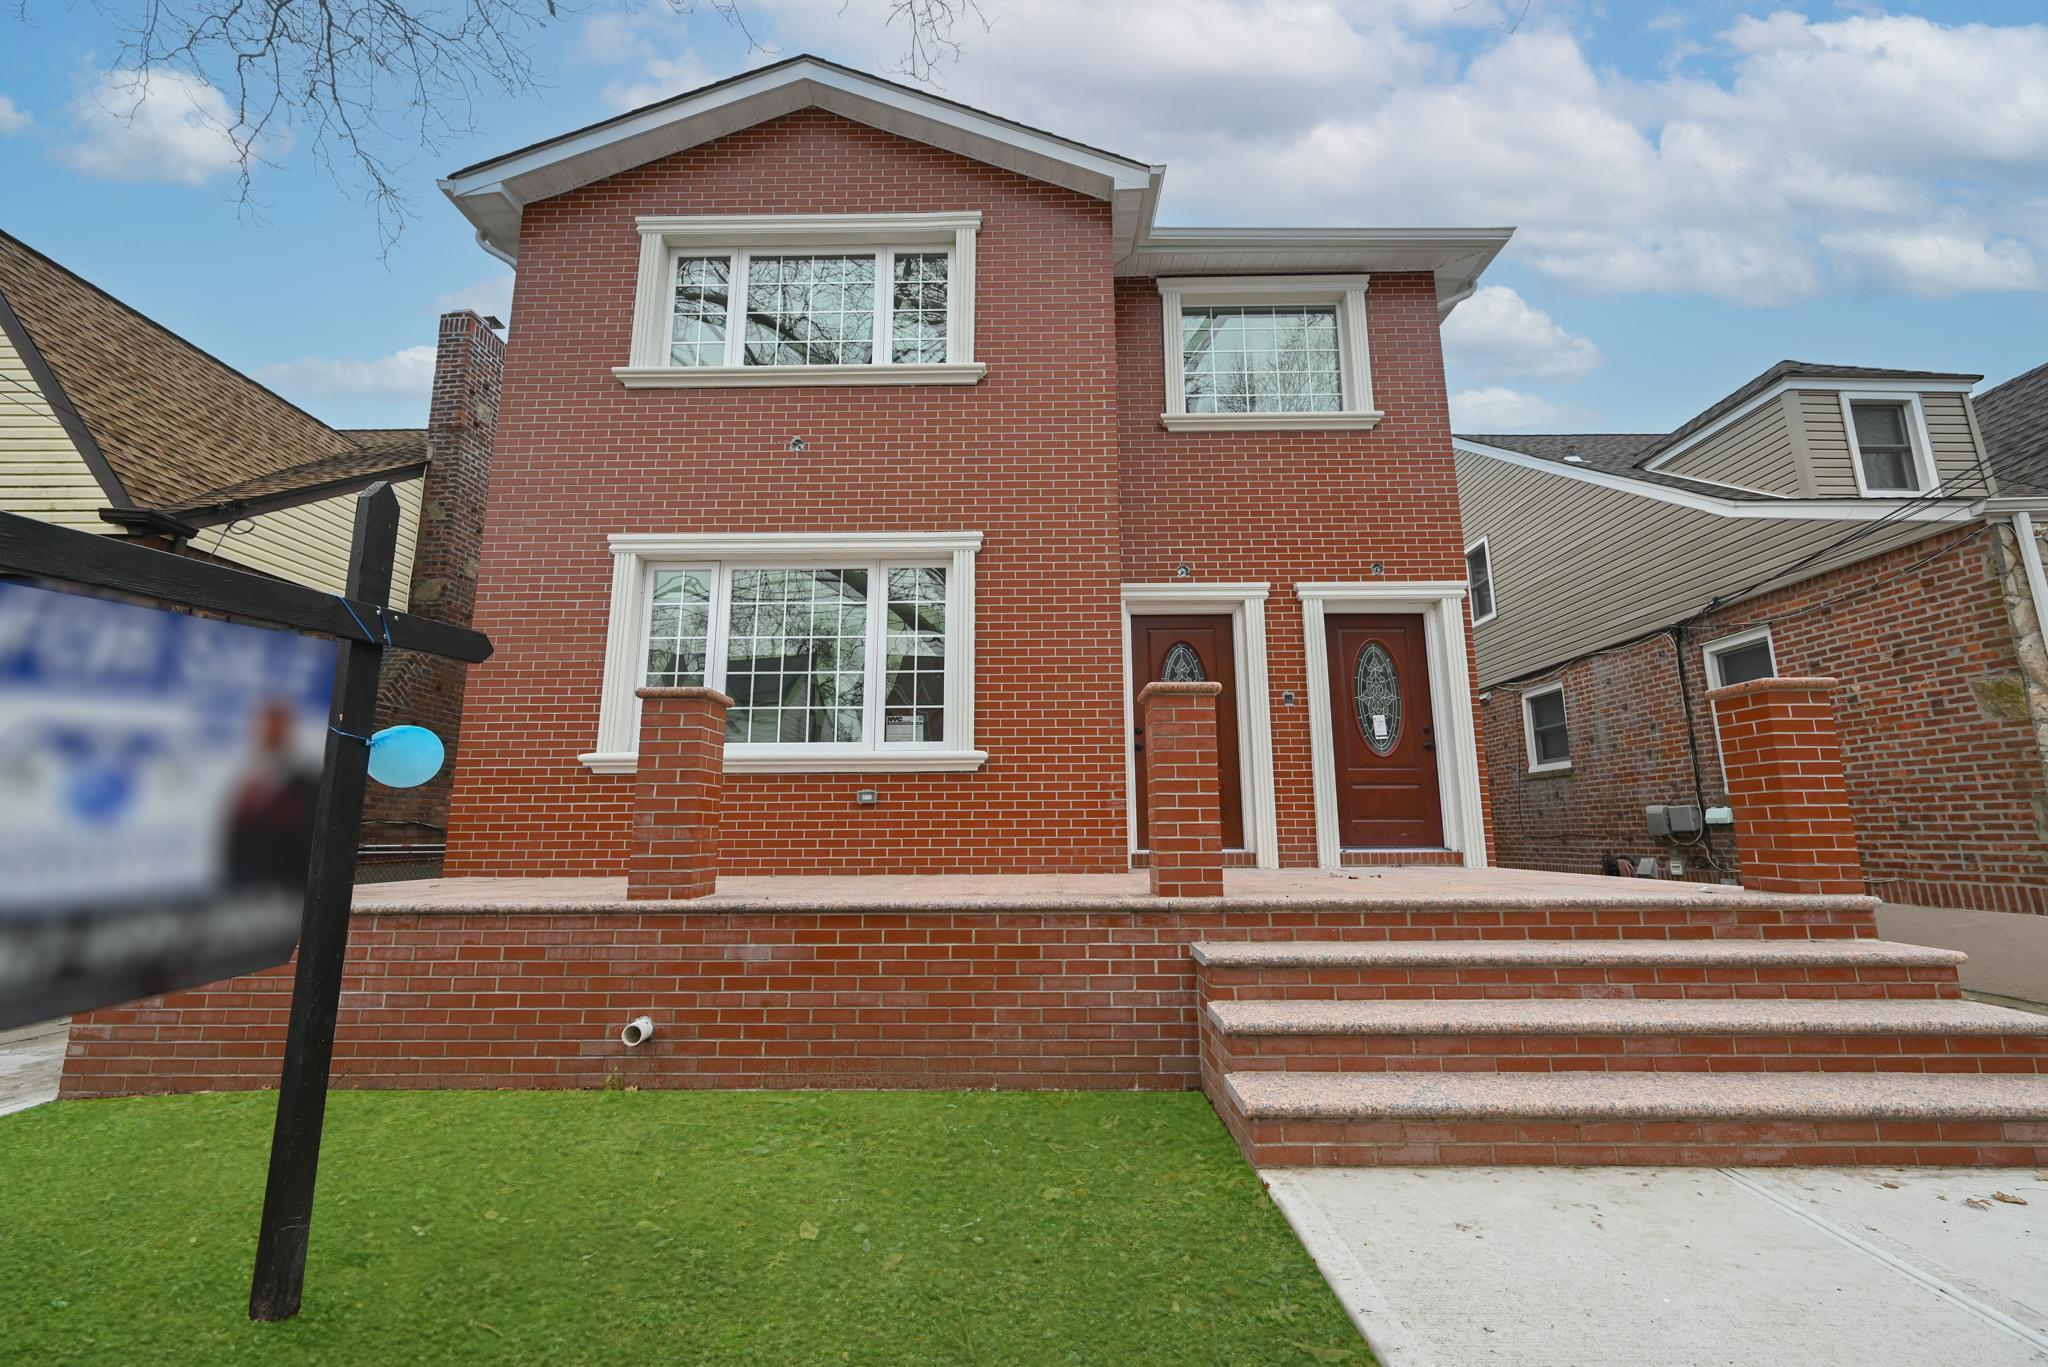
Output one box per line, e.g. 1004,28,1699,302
855,788,879,805
787,435,808,451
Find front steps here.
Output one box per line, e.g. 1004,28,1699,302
1196,935,2048,1166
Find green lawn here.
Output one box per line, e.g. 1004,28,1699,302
0,1089,1365,1364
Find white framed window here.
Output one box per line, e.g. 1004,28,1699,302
1840,393,1937,496
1704,626,1776,689
616,213,985,389
1465,537,1496,625
1156,276,1380,432
1521,682,1570,773
583,532,984,774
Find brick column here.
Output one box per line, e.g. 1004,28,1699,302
1707,676,1864,896
629,687,733,900
1139,681,1225,898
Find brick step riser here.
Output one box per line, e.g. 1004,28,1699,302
1197,966,1961,1003
1211,1032,2048,1074
1217,1102,2048,1167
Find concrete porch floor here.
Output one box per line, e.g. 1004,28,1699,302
354,866,1856,913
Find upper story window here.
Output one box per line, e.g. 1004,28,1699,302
1156,276,1381,432
583,532,985,775
1522,682,1570,773
617,213,984,389
1465,537,1496,625
1841,394,1935,496
1704,626,1775,689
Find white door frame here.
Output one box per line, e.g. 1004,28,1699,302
1121,583,1278,869
1298,582,1488,870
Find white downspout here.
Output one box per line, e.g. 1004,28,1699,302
2014,511,2048,639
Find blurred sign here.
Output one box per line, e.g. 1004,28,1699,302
0,582,334,1029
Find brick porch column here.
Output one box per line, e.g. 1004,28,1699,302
1707,676,1865,897
1139,681,1226,898
629,687,733,900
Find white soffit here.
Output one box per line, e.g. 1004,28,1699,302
440,57,1162,261
1118,227,1516,316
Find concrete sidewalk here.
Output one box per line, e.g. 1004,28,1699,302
1268,1165,2048,1366
0,1019,67,1117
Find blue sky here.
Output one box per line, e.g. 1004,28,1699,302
1,1,2043,434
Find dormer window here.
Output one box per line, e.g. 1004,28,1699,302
617,213,984,388
1842,394,1935,496
1157,276,1381,432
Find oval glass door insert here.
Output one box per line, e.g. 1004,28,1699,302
1354,642,1400,755
1161,642,1207,682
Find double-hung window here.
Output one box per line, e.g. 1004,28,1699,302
1465,538,1496,625
1156,276,1379,431
1841,394,1934,496
1522,683,1570,773
618,213,983,388
586,533,984,774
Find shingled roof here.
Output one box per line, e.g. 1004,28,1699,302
1976,361,2048,501
0,230,425,524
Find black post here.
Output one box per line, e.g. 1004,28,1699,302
248,484,399,1322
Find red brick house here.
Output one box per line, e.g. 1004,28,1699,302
435,55,1508,877
1456,359,2048,991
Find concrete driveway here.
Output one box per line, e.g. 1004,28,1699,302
0,1019,66,1117
1266,1165,2048,1366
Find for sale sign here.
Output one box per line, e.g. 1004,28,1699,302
0,582,334,1028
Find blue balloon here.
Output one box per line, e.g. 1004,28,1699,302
367,725,444,788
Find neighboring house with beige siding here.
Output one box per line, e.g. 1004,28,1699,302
0,229,505,863
1454,360,2048,959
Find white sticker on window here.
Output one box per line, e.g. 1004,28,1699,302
1372,715,1388,740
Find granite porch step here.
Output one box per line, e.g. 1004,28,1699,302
1191,937,1964,1001
1215,1071,2048,1166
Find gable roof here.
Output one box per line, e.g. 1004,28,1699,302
439,55,1514,314
0,231,425,524
1459,359,1984,508
1976,360,2048,500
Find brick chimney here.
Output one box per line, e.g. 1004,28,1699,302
362,310,504,855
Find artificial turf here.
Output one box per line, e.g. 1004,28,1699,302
0,1088,1366,1364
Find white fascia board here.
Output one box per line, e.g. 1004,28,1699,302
1118,226,1514,311
1639,376,1979,473
1453,438,1979,523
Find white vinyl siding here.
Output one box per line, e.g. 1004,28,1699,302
208,478,423,611
0,329,112,534
1659,396,1804,495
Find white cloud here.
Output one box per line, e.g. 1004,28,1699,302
436,274,515,321
1441,285,1601,382
1449,387,1599,433
596,4,2048,305
255,345,437,404
0,96,32,136
60,70,249,186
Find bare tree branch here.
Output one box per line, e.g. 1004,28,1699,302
24,0,984,252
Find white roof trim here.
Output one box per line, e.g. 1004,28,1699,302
1119,227,1513,317
1640,375,1978,473
1453,438,1979,524
441,58,1161,261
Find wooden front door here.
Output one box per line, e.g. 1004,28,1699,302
1132,614,1245,850
1325,614,1443,849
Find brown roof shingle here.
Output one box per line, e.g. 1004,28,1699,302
0,230,425,515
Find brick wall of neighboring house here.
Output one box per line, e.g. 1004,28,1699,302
362,311,503,850
1115,276,1494,867
443,110,1130,877
1482,526,2048,914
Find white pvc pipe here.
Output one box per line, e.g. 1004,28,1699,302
620,1016,655,1048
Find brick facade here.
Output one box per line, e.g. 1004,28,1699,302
1707,677,1864,896
1139,682,1225,896
441,109,1484,877
363,311,504,847
1483,527,2048,913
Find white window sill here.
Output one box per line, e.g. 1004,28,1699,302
1159,410,1384,433
1527,762,1573,776
578,748,989,776
614,363,986,390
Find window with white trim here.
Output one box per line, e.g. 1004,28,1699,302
1841,394,1934,496
1704,627,1775,689
1522,683,1570,773
1156,276,1378,431
585,533,983,774
618,214,982,388
1465,538,1495,625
